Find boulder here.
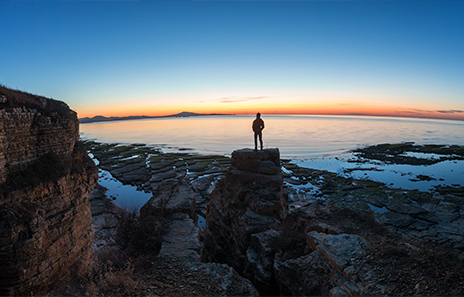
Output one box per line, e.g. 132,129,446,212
140,179,200,220
158,215,201,263
273,252,331,296
231,148,281,175
244,230,281,292
307,231,370,296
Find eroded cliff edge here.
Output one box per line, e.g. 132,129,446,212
0,87,98,296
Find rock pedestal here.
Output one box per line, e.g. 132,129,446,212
0,89,98,296
202,148,286,294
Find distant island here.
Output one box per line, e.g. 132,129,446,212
79,111,234,124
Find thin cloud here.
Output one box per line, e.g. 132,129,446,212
197,96,269,103
219,96,268,103
396,110,423,115
436,110,464,114
396,109,436,115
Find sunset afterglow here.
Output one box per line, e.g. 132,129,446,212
1,1,463,121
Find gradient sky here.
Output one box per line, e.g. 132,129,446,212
1,0,464,120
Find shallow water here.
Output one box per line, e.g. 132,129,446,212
81,115,464,205
98,169,152,211
80,115,464,159
89,153,152,211
295,157,464,191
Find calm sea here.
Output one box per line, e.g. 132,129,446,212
80,115,464,159
80,115,464,209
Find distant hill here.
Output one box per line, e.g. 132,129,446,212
79,112,233,124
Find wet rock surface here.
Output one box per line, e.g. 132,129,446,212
351,143,464,165
83,140,228,215
282,143,464,251
84,141,464,296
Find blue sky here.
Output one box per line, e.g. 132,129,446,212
1,0,464,120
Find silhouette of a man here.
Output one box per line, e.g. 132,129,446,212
252,112,265,150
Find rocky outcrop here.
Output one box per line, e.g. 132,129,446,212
201,148,381,295
0,88,77,185
202,148,289,294
0,89,98,296
140,177,259,296
85,140,464,295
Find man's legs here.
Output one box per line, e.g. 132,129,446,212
254,132,258,150
254,132,263,150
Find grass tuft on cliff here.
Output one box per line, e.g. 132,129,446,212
0,84,71,116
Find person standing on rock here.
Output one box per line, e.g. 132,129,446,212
252,112,265,151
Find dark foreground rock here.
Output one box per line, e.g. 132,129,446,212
0,88,98,296
136,255,258,297
201,147,464,296
84,141,464,296
203,148,369,295
139,176,259,296
202,149,287,295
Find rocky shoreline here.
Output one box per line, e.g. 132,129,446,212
4,85,462,296
83,140,464,296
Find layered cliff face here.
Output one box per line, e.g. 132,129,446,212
0,88,98,296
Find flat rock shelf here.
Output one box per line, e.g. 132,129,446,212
83,140,464,296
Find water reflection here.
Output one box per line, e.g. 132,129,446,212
82,115,464,196
296,157,464,191
89,153,152,212
80,115,464,159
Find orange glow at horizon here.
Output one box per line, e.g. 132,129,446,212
76,101,464,122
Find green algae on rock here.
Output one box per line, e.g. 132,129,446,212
82,140,231,215
351,143,464,165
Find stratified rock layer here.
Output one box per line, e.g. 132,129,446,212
202,148,287,294
0,90,98,296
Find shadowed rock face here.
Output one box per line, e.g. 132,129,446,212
201,149,377,296
140,175,259,296
231,148,281,175
202,148,286,294
0,90,98,296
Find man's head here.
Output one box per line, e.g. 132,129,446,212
256,112,261,118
